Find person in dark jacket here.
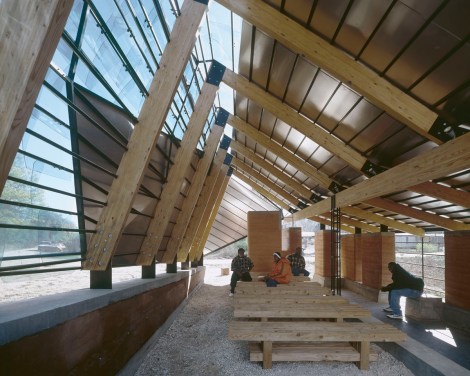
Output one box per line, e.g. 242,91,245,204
381,262,424,320
229,248,254,296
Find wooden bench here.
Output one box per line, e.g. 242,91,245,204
235,285,331,295
228,321,406,370
249,272,311,281
239,280,321,287
234,302,371,322
235,294,348,305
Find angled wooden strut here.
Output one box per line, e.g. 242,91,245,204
136,62,225,266
160,110,228,264
0,0,74,194
293,132,470,221
84,0,209,270
194,167,233,260
215,0,440,143
189,158,232,261
178,141,231,261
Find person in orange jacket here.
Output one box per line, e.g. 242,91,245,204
264,251,292,287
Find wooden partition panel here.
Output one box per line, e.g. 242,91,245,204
282,227,302,253
445,231,470,310
314,230,332,277
247,211,282,273
341,234,362,282
361,233,395,289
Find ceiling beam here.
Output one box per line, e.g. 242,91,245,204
222,68,367,171
366,197,470,231
83,0,208,270
293,132,470,221
230,140,313,201
227,114,333,189
216,0,440,144
410,182,470,209
308,216,355,234
342,206,425,236
0,0,73,194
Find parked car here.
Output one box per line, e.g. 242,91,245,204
38,241,66,252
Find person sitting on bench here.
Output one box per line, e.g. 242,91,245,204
229,248,254,296
381,262,424,320
287,246,310,276
263,252,292,287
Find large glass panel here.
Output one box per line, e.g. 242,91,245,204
64,0,85,39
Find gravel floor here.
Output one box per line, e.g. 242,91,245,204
134,259,414,376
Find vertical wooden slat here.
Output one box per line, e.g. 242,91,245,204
84,0,208,270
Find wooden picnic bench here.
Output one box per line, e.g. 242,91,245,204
235,285,331,295
234,294,348,305
234,302,371,322
228,321,406,370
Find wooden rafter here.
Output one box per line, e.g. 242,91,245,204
84,0,208,270
293,132,470,221
215,0,440,143
308,216,355,234
342,206,425,236
0,0,73,194
161,121,225,263
366,197,470,231
227,114,332,188
230,140,313,200
233,170,292,211
222,68,367,171
232,158,300,207
410,182,470,209
136,81,220,265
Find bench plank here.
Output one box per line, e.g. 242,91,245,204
235,295,348,305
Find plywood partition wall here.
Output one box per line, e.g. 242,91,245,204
445,230,470,310
341,234,362,282
282,227,302,253
247,211,282,273
314,230,332,277
361,233,395,289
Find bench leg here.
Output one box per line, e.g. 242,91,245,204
262,341,272,369
357,341,370,370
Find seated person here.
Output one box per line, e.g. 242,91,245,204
287,246,310,276
263,252,292,287
229,248,254,296
381,262,424,320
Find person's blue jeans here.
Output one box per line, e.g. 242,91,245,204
265,278,278,287
291,267,310,277
389,288,422,315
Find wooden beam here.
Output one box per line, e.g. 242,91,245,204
230,140,313,200
83,0,208,270
160,121,225,263
410,182,470,209
342,206,425,236
216,0,440,143
189,164,231,261
176,148,229,262
0,0,74,194
136,80,220,265
221,68,367,171
308,216,355,234
227,114,333,189
366,197,470,231
293,132,470,221
232,170,292,211
194,172,232,260
232,158,301,207
340,215,380,233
